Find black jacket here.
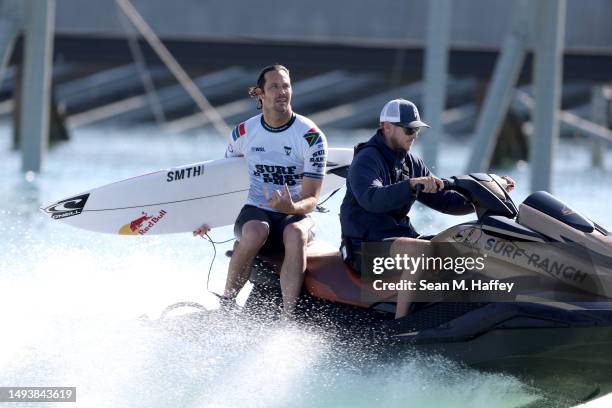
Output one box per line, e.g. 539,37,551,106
340,130,473,241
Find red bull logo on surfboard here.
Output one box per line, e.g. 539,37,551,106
119,209,167,235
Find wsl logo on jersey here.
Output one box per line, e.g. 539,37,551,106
303,128,322,147
253,164,301,186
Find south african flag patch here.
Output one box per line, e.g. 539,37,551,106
303,128,321,147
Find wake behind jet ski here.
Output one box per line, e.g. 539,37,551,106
234,172,612,403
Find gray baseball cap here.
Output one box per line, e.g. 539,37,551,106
380,99,429,129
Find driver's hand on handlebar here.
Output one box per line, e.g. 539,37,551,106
501,176,516,193
193,223,211,237
410,176,444,193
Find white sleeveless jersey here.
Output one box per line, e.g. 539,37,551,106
225,113,328,211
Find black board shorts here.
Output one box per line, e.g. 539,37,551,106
234,205,314,250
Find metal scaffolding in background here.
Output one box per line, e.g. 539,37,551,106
530,0,566,192
464,0,530,175
0,0,603,184
462,0,569,193
422,0,452,172
20,0,55,173
0,0,23,87
114,0,230,141
591,85,608,168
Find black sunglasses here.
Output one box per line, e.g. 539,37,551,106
394,124,419,136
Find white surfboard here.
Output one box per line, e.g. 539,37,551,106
40,148,353,235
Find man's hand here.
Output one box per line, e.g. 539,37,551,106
268,184,296,214
410,176,444,193
193,223,211,237
501,175,516,193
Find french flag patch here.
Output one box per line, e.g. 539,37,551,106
232,122,247,141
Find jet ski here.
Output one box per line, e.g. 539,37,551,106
237,173,612,402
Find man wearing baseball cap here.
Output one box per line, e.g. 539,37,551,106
339,99,515,318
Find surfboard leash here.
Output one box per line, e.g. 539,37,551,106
200,233,235,296
316,187,342,213
158,234,235,320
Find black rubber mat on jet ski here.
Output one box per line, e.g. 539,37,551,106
393,302,487,333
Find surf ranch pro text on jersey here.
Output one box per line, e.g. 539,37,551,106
167,165,205,182
253,164,302,186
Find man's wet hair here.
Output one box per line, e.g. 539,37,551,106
248,64,290,109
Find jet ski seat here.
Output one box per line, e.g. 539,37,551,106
256,240,396,309
304,241,396,308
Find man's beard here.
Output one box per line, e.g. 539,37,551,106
273,100,290,113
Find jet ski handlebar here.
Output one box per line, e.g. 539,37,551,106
442,178,455,190
413,178,455,194
414,175,510,194
413,174,517,218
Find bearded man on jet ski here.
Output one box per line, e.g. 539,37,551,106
339,99,516,318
